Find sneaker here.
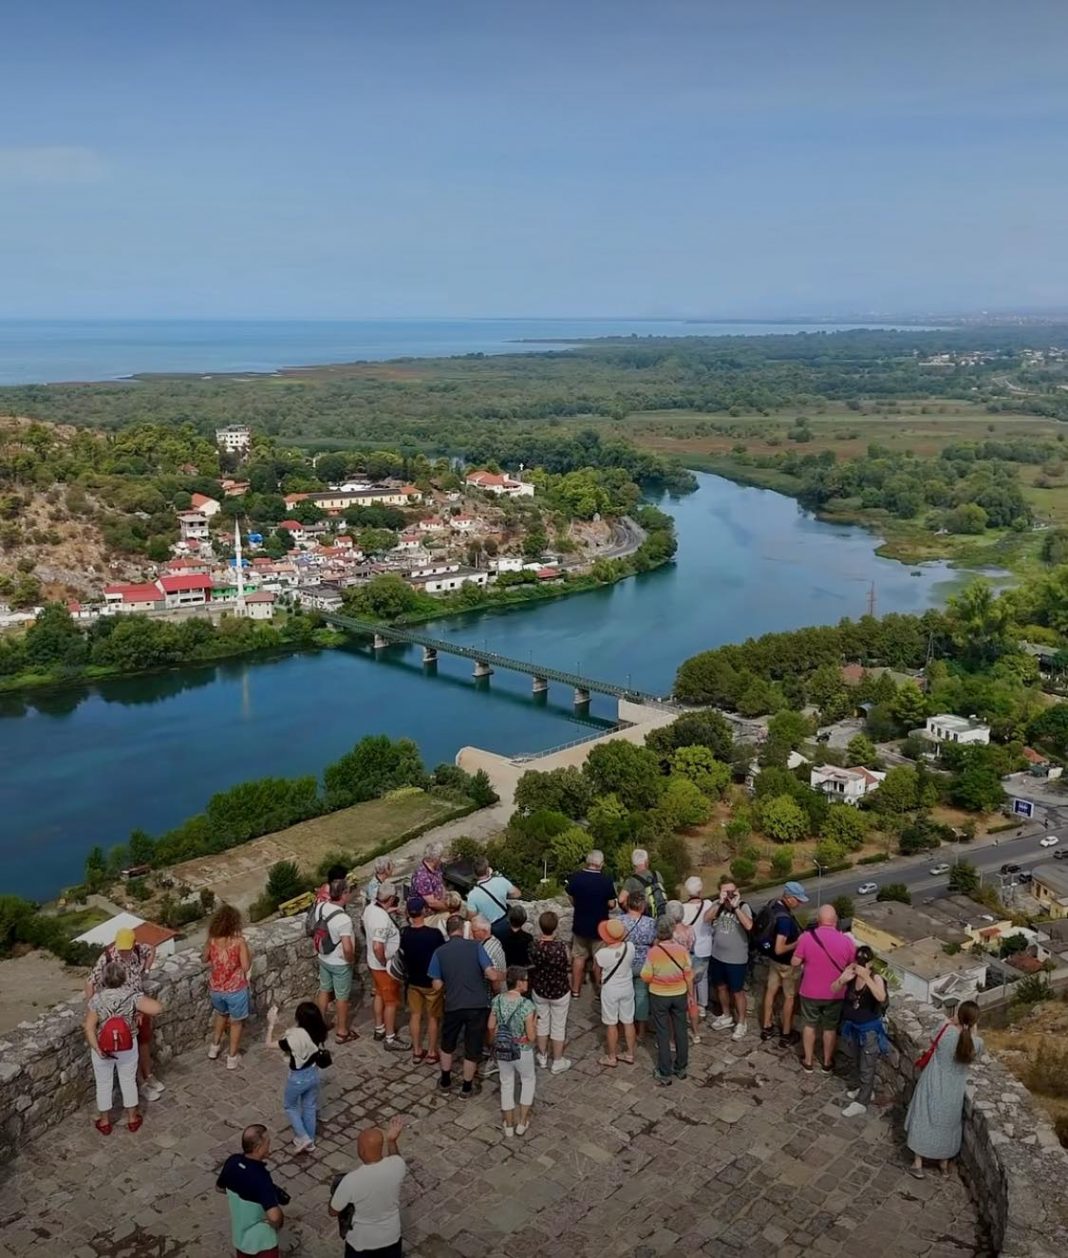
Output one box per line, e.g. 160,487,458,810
207,1043,221,1060
383,1036,410,1052
846,1088,860,1100
842,1101,867,1118
504,1125,515,1138
673,1069,688,1080
515,1122,529,1136
782,1029,801,1047
141,1079,164,1102
536,1052,549,1070
483,1059,500,1077
698,1006,707,1020
691,1032,702,1045
731,1021,748,1042
144,1075,165,1095
292,1137,312,1154
801,1060,814,1074
459,1084,480,1100
438,1076,452,1093
821,1061,834,1074
760,1026,776,1042
653,1072,673,1087
711,1014,734,1031
550,1058,572,1075
373,1027,386,1042
226,1054,240,1070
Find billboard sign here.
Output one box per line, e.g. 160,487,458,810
1011,798,1035,819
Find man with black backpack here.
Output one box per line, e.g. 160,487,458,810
618,849,668,919
753,880,809,1049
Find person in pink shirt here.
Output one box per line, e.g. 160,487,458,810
791,904,855,1074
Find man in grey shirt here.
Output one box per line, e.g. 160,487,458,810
707,880,753,1042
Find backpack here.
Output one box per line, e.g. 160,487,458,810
634,870,667,918
312,905,346,956
98,1014,134,1054
751,898,790,957
303,898,321,939
493,997,525,1062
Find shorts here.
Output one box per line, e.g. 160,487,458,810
441,1007,489,1063
407,983,443,1019
601,985,635,1025
571,934,596,961
632,976,650,1023
210,987,250,1021
137,1013,154,1046
318,962,354,1001
764,959,799,1000
533,991,570,1041
708,957,748,995
371,969,402,1007
799,995,844,1033
690,955,710,986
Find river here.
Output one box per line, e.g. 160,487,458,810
0,473,966,899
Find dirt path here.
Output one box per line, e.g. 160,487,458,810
0,950,86,1035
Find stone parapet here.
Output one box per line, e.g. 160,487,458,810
882,998,1068,1258
0,914,359,1158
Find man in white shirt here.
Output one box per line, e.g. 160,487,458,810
314,878,357,1043
329,1117,407,1258
361,882,408,1052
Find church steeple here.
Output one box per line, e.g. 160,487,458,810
234,517,246,613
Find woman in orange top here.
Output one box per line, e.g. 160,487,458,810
203,904,252,1070
639,917,693,1086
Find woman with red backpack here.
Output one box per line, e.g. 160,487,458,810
84,961,163,1135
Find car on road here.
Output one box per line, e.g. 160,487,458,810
929,863,951,876
1055,850,1068,861
1000,863,1021,874
1017,871,1033,884
856,882,879,896
1040,835,1060,848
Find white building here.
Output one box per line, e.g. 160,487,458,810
465,470,535,497
884,938,987,1008
243,591,277,620
492,556,525,573
177,509,211,543
103,582,165,613
216,425,252,454
810,764,886,805
923,714,991,748
74,911,179,959
189,493,221,517
408,567,490,595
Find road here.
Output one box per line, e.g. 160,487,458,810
563,515,646,570
796,819,1067,908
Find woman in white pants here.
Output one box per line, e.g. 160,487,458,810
84,961,163,1135
487,967,538,1137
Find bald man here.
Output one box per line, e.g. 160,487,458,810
792,904,855,1073
330,1116,407,1257
216,1124,285,1258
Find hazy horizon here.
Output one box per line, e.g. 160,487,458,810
3,0,1067,320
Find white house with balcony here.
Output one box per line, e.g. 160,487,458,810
216,425,252,454
923,714,991,748
810,763,886,805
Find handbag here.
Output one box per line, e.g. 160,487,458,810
914,1022,949,1072
315,1046,333,1069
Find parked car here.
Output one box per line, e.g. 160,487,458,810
1017,871,1033,885
1000,863,1021,874
929,863,951,876
856,882,879,896
1040,835,1060,848
1055,849,1068,861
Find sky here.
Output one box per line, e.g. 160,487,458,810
2,0,1067,319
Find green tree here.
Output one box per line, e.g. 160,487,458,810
513,767,593,819
670,746,731,798
832,894,855,919
729,856,758,884
766,709,811,750
587,793,631,851
583,741,664,812
770,846,794,879
84,845,107,890
549,824,593,875
266,860,304,906
874,765,920,815
322,735,425,809
22,603,88,670
951,762,1006,813
343,573,425,620
645,710,734,762
892,682,928,731
760,794,808,843
821,804,868,851
813,838,846,868
659,776,713,829
846,733,877,766
948,860,980,896
876,883,912,904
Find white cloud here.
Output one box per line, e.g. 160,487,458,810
0,146,106,184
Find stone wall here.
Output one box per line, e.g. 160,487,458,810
0,914,362,1159
882,998,1068,1258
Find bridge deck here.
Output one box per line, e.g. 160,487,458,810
321,611,662,702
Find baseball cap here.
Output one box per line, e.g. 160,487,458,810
406,895,426,917
784,881,809,903
598,918,626,944
114,927,136,950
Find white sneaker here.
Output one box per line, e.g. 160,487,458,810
536,1052,548,1069
731,1021,748,1042
698,1006,707,1020
226,1054,240,1070
711,1014,734,1031
503,1125,515,1139
292,1137,312,1153
550,1057,572,1075
207,1043,221,1060
842,1101,867,1118
142,1079,164,1102
846,1088,860,1100
515,1122,529,1136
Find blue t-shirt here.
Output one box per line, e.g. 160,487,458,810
565,868,617,940
427,938,496,1011
467,875,515,924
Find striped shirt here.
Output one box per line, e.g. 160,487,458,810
639,941,693,998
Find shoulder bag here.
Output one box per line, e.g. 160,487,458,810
915,1022,949,1072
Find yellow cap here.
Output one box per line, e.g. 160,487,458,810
114,927,136,950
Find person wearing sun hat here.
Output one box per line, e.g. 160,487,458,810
593,917,636,1067
86,923,163,1101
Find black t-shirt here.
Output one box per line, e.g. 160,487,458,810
400,924,445,988
216,1153,281,1211
771,906,800,961
841,978,885,1024
566,868,617,938
502,928,533,969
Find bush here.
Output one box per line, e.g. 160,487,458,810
448,836,485,865
770,846,794,879
857,853,890,865
266,860,306,907
199,888,216,912
876,883,912,905
247,891,277,923
1013,973,1053,1007
730,856,758,884
126,878,151,902
832,895,855,919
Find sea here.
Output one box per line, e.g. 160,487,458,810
0,317,924,386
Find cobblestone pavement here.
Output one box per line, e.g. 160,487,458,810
0,994,988,1258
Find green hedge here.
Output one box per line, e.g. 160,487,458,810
857,852,891,865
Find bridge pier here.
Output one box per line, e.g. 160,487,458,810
531,676,549,695
422,647,438,665
373,633,390,651
573,687,591,707
473,660,493,679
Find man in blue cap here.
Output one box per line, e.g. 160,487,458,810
759,881,809,1049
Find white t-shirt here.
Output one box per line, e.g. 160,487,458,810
315,901,355,969
362,902,400,972
683,898,715,957
330,1155,406,1251
595,942,635,993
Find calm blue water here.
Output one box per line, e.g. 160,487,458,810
0,473,966,899
0,318,926,385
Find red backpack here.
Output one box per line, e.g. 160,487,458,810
98,1015,134,1054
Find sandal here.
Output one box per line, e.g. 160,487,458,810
95,1118,112,1136
570,989,582,999
334,1031,358,1044
618,1053,635,1065
411,1049,427,1064
598,1056,618,1068
127,1115,143,1133
908,1166,926,1180
424,1053,440,1065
